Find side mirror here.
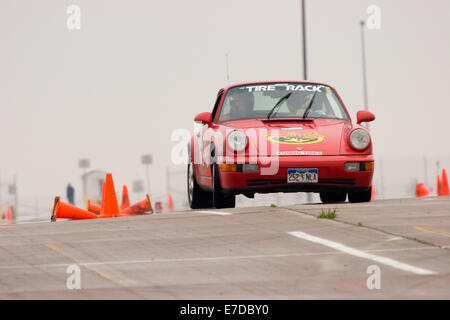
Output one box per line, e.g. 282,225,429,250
356,110,375,125
194,112,212,126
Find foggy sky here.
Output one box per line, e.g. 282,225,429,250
1,0,449,213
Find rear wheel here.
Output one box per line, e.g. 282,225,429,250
348,187,372,203
212,163,236,209
187,162,213,209
319,191,347,204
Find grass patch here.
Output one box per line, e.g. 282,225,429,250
357,221,363,227
270,203,277,208
317,208,337,219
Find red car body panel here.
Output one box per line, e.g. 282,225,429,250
190,81,374,196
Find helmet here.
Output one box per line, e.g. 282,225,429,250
286,92,313,114
230,90,254,112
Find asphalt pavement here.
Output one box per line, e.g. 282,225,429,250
0,197,449,299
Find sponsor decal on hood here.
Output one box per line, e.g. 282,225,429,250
276,151,323,156
268,131,324,145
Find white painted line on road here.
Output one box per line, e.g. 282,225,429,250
287,231,437,275
15,220,52,225
0,246,439,270
0,220,51,226
385,237,403,242
194,210,232,216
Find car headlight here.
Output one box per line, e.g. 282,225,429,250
349,129,370,150
227,130,248,152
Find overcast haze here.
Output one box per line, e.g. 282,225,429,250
1,0,449,216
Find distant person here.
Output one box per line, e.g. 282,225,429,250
67,183,75,205
229,91,255,120
286,92,327,118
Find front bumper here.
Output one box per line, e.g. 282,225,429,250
217,155,374,195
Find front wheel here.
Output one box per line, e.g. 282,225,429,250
320,191,347,204
348,186,372,203
187,162,213,209
212,163,236,209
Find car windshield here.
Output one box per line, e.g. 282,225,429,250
217,83,349,122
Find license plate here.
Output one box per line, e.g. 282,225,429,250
287,168,318,183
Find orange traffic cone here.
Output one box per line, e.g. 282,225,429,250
87,200,101,215
99,174,120,218
415,183,431,198
371,186,376,200
121,185,130,210
120,194,153,215
5,207,12,225
50,196,98,221
168,194,174,212
436,175,442,196
441,168,449,196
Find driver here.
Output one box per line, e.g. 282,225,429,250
229,90,254,119
286,92,314,116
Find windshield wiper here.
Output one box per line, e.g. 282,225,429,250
266,92,292,119
302,92,318,119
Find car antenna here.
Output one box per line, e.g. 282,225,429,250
226,53,230,84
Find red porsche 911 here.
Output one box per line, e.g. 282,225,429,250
188,81,375,209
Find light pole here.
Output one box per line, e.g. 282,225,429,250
13,175,17,220
0,169,2,221
226,53,230,83
301,0,313,203
360,20,370,131
141,154,153,194
6,176,18,222
436,160,440,177
132,179,145,201
301,0,308,80
424,156,428,187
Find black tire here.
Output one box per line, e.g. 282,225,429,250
187,162,213,209
348,186,372,203
320,191,347,204
212,163,236,209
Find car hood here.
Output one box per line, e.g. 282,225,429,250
217,118,349,156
